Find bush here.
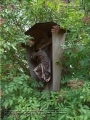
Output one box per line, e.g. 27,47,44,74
0,0,90,120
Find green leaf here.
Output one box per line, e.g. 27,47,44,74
11,44,17,51
59,114,66,120
10,100,13,106
18,80,23,84
4,101,9,109
56,60,62,65
23,87,28,92
5,89,9,94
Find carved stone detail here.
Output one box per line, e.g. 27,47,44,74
31,49,51,82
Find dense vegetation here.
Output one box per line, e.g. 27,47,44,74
0,0,90,120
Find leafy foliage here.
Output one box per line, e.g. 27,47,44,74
0,0,90,120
